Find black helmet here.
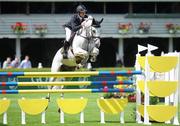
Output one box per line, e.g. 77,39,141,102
76,5,87,13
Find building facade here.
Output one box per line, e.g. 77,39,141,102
0,1,180,67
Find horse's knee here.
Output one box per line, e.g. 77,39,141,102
91,47,99,56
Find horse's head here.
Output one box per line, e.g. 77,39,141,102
88,26,101,62
73,16,103,63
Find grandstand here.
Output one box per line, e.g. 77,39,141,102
0,1,180,67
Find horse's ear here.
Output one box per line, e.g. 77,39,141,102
92,18,103,28
99,18,104,24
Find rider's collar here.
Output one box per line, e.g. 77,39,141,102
78,14,83,21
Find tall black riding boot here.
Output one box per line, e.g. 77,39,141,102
63,40,70,59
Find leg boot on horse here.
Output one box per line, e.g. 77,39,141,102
62,32,76,59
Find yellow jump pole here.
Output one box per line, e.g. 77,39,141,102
0,71,142,78
0,88,135,94
0,80,133,87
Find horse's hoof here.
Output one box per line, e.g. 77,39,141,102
45,96,50,102
58,108,61,113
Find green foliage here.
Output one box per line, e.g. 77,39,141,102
150,96,159,105
103,93,114,98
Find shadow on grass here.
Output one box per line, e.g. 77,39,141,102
0,123,9,126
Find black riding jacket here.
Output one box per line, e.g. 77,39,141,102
64,14,88,32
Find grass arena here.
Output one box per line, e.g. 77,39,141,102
1,45,180,126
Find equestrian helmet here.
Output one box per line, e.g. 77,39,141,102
76,5,87,13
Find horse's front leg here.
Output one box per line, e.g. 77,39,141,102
90,47,99,62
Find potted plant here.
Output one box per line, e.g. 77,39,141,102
118,23,132,34
165,23,177,34
11,22,28,35
176,25,180,33
138,22,151,34
128,93,136,102
34,24,48,36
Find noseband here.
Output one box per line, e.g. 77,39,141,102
76,26,100,41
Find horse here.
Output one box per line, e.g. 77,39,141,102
47,16,103,100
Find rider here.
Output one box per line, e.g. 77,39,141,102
63,4,100,59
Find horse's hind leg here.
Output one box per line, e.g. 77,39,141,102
46,77,57,102
47,48,63,101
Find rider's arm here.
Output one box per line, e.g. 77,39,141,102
70,15,82,32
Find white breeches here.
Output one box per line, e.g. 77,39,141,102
65,27,72,41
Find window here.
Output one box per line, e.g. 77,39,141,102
157,2,180,13
30,2,51,14
1,2,26,14
133,2,155,13
55,2,75,14
106,2,128,14
82,2,104,14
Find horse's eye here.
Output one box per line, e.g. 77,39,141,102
92,30,96,33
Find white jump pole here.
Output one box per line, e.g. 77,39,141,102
144,44,158,125
60,96,64,124
165,71,171,124
144,51,151,125
135,45,148,123
100,97,105,124
120,112,124,124
41,111,46,124
3,112,7,125
135,55,143,123
21,97,26,125
80,97,84,124
173,52,179,125
21,110,26,125
41,98,46,124
120,96,125,124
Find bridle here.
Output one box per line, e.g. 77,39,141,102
76,26,100,41
76,26,100,53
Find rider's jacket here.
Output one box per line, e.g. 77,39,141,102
64,14,88,32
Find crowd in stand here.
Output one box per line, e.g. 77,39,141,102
0,55,32,69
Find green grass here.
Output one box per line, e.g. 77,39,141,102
0,93,179,126
0,68,179,125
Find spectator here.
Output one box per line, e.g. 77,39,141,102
38,62,43,69
116,53,123,67
19,55,32,69
11,57,20,68
2,57,11,69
